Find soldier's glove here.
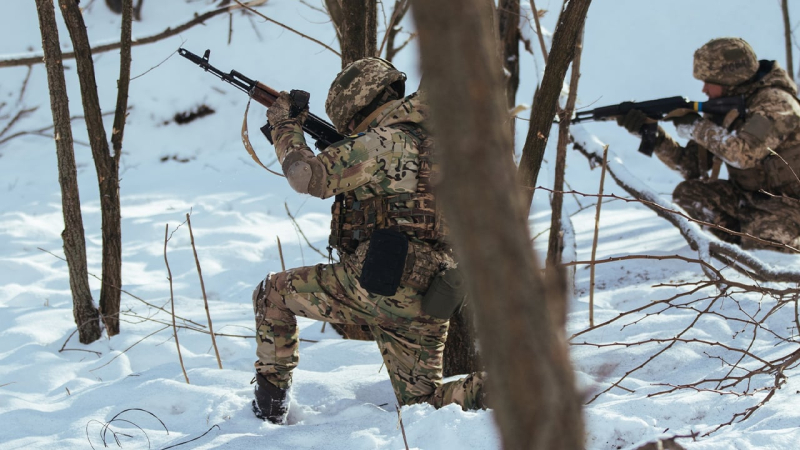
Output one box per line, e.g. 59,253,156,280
666,112,702,128
267,91,309,128
616,109,648,135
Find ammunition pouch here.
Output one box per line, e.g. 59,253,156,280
421,267,467,320
357,229,409,296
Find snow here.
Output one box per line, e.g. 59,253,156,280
2,1,800,449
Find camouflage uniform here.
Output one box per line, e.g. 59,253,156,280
253,64,487,411
653,38,800,250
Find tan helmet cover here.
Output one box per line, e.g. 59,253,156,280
693,37,758,86
325,57,406,133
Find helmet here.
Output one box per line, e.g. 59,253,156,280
325,57,406,133
693,37,759,86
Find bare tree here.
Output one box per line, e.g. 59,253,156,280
517,0,592,216
497,0,520,117
326,0,378,66
781,0,794,81
411,0,584,448
59,0,132,336
35,0,102,344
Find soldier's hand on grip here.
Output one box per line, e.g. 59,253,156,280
267,91,308,127
616,109,648,135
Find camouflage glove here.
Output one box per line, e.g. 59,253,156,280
667,112,701,127
267,91,309,127
616,109,648,135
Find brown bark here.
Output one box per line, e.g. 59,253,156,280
411,0,584,448
326,0,378,66
324,0,378,341
382,0,411,62
35,0,102,344
781,0,794,80
60,0,123,336
517,0,592,216
497,0,520,113
442,303,480,377
546,26,584,268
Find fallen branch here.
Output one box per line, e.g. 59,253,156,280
569,125,800,282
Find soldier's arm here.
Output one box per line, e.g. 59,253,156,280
690,89,800,169
652,127,705,180
271,122,394,199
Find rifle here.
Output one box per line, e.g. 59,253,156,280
572,95,746,156
178,48,344,150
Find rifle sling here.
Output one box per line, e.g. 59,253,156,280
241,99,284,177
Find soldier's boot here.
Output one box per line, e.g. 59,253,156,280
252,372,290,424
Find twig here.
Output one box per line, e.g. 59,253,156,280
130,46,181,81
284,202,332,260
38,247,207,329
0,2,264,68
277,236,286,271
17,66,33,105
89,325,169,372
164,224,190,384
186,213,223,370
0,382,17,388
162,424,220,449
0,106,38,140
395,405,411,450
233,0,341,56
529,0,549,64
589,145,609,327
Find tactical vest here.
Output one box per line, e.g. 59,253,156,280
328,124,448,254
725,86,800,199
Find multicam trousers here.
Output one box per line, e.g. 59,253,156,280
673,178,800,251
252,261,486,410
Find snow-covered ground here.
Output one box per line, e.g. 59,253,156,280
1,1,799,449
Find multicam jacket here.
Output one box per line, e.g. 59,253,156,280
270,92,451,289
655,61,800,198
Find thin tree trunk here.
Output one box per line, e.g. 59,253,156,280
546,26,584,268
781,0,794,81
59,0,123,336
517,0,592,217
35,0,102,344
497,0,520,114
326,0,378,66
325,0,378,340
411,0,584,448
382,0,411,62
442,303,480,377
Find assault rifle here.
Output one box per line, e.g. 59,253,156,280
178,48,344,150
572,95,746,156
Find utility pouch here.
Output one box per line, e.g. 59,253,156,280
422,267,467,320
358,229,409,296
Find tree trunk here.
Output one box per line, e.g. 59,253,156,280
325,0,378,341
383,0,411,62
517,0,592,216
546,27,584,268
35,0,102,344
781,0,794,81
411,0,584,448
442,303,480,377
497,0,520,115
59,0,123,337
326,0,378,67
